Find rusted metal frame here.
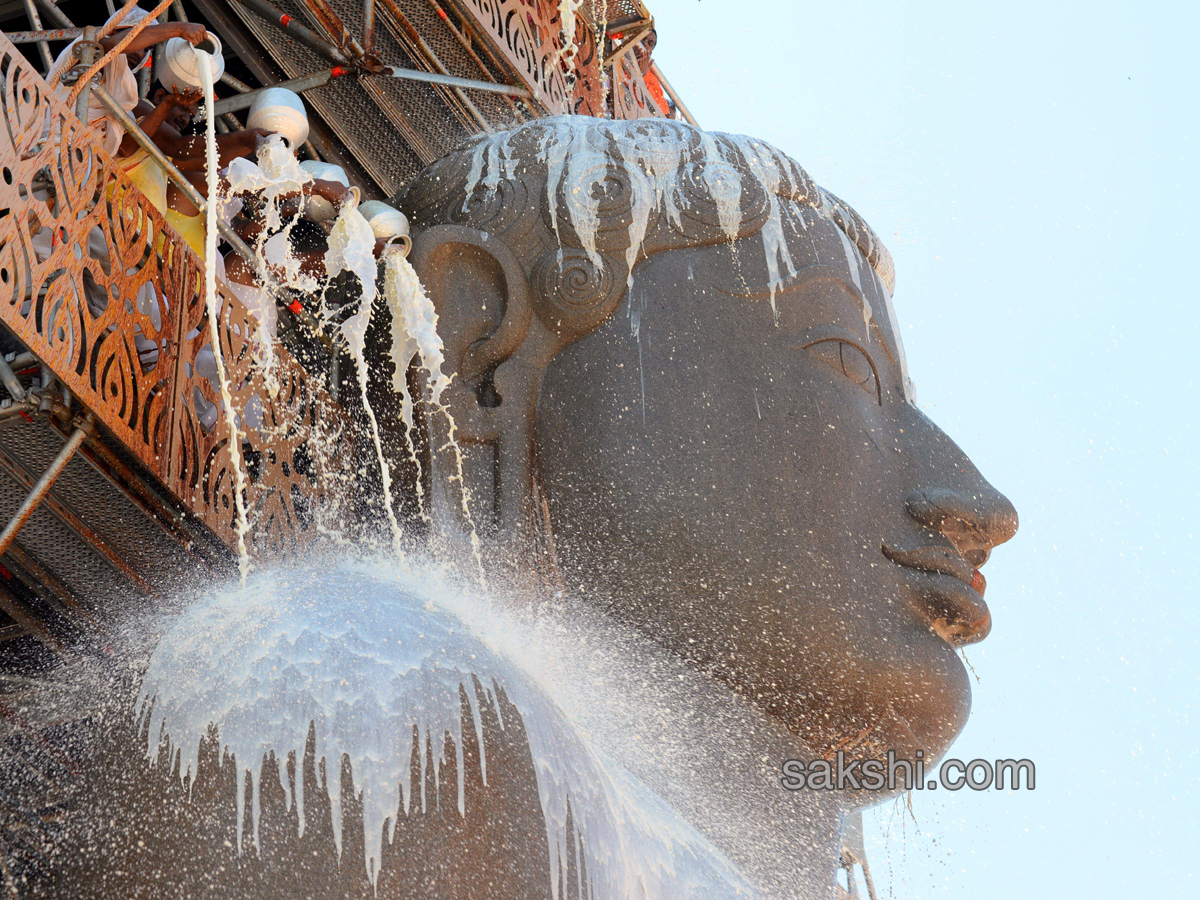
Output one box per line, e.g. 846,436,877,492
300,0,368,62
0,625,24,642
603,21,652,69
373,0,496,130
437,0,538,107
0,414,94,560
604,14,650,34
229,0,351,67
0,443,157,597
69,428,232,574
4,27,83,45
20,0,54,72
419,0,526,122
211,67,345,115
650,62,697,127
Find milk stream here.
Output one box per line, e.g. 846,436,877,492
197,48,252,581
382,254,484,581
556,0,582,82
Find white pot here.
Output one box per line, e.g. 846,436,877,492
299,161,349,222
247,88,309,149
358,201,411,255
159,35,225,93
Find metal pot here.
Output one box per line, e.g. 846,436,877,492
247,88,310,149
159,35,225,93
358,201,411,256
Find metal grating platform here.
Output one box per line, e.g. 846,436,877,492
224,0,527,196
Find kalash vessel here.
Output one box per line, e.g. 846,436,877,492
0,2,1020,899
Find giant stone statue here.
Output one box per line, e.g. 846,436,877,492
29,117,1017,900
402,116,1017,764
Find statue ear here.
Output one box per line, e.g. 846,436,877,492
408,224,551,559
408,224,531,388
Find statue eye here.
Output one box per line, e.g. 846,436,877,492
802,338,882,404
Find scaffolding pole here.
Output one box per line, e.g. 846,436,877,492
0,415,94,560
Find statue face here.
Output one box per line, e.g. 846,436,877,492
536,205,1017,763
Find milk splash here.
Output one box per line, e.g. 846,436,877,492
197,47,252,581
139,559,760,898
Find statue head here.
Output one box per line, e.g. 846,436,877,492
399,117,1017,766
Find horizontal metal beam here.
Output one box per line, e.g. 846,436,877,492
377,65,530,98
211,67,345,115
5,27,82,44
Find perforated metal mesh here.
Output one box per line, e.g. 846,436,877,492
228,0,529,195
0,418,193,617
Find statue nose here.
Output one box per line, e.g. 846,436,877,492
904,486,1019,566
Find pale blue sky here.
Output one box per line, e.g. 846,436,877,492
650,1,1198,897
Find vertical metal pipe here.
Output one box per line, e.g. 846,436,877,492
38,366,54,413
0,356,27,404
150,12,167,87
362,0,375,53
0,415,94,559
21,0,55,72
171,0,189,21
139,59,152,99
73,26,98,122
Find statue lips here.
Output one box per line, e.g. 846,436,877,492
881,542,992,647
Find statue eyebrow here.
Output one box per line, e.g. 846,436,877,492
768,266,898,364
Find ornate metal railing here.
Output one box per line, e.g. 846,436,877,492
0,32,354,558
452,0,667,119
